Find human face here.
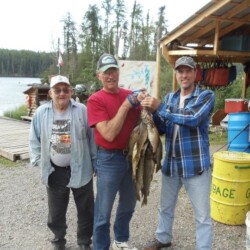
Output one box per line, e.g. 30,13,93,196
176,66,196,94
97,67,119,93
49,83,72,111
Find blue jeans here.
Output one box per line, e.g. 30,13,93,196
93,150,136,250
156,162,213,250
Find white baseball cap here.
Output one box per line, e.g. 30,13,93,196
50,75,70,88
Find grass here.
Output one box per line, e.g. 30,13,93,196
209,130,228,145
3,104,27,120
0,156,20,167
161,130,228,146
0,156,30,167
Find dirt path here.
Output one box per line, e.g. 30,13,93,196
0,146,247,250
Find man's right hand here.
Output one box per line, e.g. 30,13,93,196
140,96,161,112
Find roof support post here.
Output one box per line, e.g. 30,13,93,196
213,21,220,54
156,45,161,99
242,72,247,98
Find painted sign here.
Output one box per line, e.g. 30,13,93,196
118,60,157,96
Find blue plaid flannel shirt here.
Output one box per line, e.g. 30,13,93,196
153,85,215,177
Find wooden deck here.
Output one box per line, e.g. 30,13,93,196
0,117,30,161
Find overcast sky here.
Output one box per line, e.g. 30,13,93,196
0,0,210,52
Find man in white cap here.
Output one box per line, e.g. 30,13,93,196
29,75,97,250
141,56,214,250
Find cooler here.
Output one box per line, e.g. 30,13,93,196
225,99,248,114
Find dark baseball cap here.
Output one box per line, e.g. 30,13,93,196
97,53,119,72
175,56,196,69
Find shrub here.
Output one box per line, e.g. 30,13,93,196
3,104,27,120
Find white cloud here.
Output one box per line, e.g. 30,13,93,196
0,0,210,52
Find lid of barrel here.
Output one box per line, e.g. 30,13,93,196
213,151,250,163
225,98,248,103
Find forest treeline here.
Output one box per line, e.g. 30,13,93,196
0,0,249,110
0,0,171,94
0,49,55,77
51,0,170,93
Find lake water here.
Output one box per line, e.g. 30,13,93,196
0,77,41,116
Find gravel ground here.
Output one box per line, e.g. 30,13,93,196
0,145,246,250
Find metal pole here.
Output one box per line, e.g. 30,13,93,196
58,38,61,74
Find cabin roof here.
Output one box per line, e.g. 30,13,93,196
159,0,250,67
23,84,50,94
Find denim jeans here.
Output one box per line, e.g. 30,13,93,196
93,150,136,250
47,166,94,246
156,161,213,250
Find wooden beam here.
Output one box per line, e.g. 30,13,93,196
162,46,176,68
160,0,231,47
209,0,250,23
182,0,250,45
242,73,247,99
167,49,216,55
173,71,178,91
155,46,161,99
213,21,220,53
208,16,250,25
167,49,250,57
182,21,216,45
20,153,30,160
0,148,15,161
203,13,250,45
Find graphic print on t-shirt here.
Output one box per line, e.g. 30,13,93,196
50,119,71,154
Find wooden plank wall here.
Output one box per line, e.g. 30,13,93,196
0,117,30,161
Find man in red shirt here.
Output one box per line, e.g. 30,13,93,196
87,53,142,250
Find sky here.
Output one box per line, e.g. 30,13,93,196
0,0,210,53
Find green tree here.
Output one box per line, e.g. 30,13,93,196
128,1,143,59
114,0,127,57
79,5,102,69
62,12,78,82
102,0,114,53
0,49,54,77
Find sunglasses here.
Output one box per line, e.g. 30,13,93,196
52,88,71,95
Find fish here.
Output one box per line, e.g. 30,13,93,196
140,108,154,126
128,124,140,160
131,122,148,180
141,108,160,153
141,145,155,206
128,107,163,206
147,123,160,154
135,142,147,201
154,138,163,173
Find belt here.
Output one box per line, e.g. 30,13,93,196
98,146,128,155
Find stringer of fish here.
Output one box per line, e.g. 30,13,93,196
128,108,163,206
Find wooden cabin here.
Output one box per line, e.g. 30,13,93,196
22,84,50,120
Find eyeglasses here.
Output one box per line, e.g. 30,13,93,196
52,88,71,95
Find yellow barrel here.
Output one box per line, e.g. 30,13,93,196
210,151,250,225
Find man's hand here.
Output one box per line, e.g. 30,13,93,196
137,90,148,102
140,96,161,112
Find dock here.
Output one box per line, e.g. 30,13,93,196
0,117,30,161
